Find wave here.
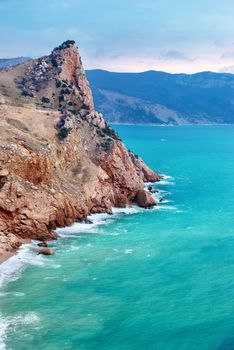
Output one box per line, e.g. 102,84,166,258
0,312,39,350
145,174,175,188
0,174,175,289
0,243,45,289
112,206,141,215
124,249,134,254
0,291,25,297
153,205,177,211
57,206,145,238
56,212,113,237
157,180,175,185
160,174,174,180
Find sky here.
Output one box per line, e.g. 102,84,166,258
0,0,234,73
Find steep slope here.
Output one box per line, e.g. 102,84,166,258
0,41,160,258
87,69,234,124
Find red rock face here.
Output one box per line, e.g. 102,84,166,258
0,40,160,254
56,43,95,112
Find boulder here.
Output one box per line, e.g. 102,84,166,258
84,218,93,224
135,190,156,208
148,185,159,193
38,248,54,255
151,189,159,193
37,241,48,247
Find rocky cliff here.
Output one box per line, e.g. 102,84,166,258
0,40,160,258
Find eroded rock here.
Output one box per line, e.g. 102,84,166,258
38,248,54,255
0,40,160,257
135,190,156,208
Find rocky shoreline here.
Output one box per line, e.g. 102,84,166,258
0,233,31,264
0,40,160,264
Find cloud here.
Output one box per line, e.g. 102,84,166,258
221,52,234,59
219,65,234,73
159,50,195,62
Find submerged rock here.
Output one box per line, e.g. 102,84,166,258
148,185,159,193
84,218,93,224
38,248,54,255
37,241,48,247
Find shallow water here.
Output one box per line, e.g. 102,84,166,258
0,125,234,350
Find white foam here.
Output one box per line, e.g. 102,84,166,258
70,245,81,251
160,174,174,180
144,181,155,187
0,243,44,288
157,180,175,185
159,199,173,204
56,207,144,238
112,206,142,215
153,205,177,211
56,212,112,236
0,291,25,297
0,314,7,350
124,249,134,254
0,174,175,289
0,312,39,350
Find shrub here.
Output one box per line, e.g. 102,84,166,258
57,127,70,141
61,88,71,95
55,80,62,88
82,103,90,110
21,90,34,98
59,94,64,102
101,138,112,152
51,58,58,68
54,40,75,51
103,126,119,140
56,117,66,129
41,96,50,104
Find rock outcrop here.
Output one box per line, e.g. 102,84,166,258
0,40,160,259
135,190,156,208
38,248,54,255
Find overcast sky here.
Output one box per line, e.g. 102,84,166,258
0,0,234,73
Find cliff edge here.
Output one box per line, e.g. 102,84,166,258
0,40,160,258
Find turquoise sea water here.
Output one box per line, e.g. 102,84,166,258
0,125,234,350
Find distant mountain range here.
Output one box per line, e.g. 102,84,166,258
0,57,31,69
1,58,233,124
87,70,234,124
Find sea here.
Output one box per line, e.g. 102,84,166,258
0,125,233,350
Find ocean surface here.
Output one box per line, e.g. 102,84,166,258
0,125,234,350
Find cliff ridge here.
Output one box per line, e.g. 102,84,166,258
0,40,160,258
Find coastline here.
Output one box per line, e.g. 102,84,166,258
0,249,15,265
0,176,169,268
110,122,233,126
0,41,161,270
0,238,31,265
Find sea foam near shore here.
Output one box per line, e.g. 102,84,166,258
0,244,45,288
0,312,40,350
0,174,173,290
